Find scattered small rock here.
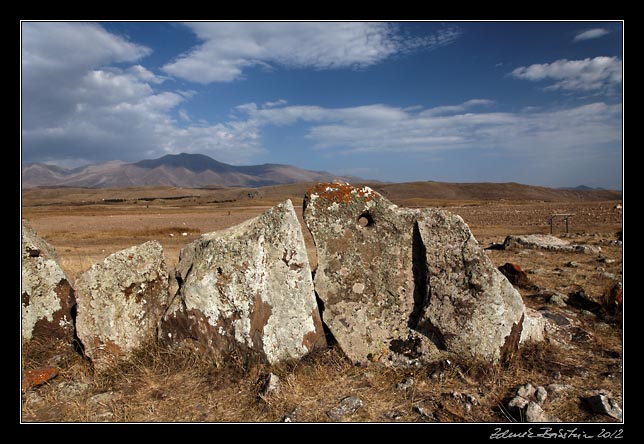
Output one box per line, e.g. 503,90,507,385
466,394,480,406
595,322,612,332
598,257,615,264
565,261,580,268
535,386,547,405
282,406,302,422
570,327,593,343
58,380,90,398
22,367,59,393
385,410,404,420
259,373,281,398
88,391,118,407
584,394,623,421
548,293,568,307
567,289,602,312
498,263,534,288
413,404,437,421
326,396,363,421
92,410,114,421
395,377,414,391
508,396,529,410
600,272,619,281
517,383,536,399
580,310,596,319
526,401,557,422
527,268,545,275
546,384,573,398
23,391,45,409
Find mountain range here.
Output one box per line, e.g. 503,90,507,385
21,153,359,189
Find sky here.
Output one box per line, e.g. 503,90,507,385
21,21,623,189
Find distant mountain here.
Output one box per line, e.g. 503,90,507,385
559,185,606,191
21,153,359,189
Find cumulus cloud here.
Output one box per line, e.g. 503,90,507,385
510,57,622,92
21,22,267,166
573,28,610,42
162,22,461,83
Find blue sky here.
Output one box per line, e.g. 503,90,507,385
21,21,623,189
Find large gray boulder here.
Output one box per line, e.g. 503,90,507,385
21,219,76,344
502,234,600,254
159,199,326,365
74,241,169,370
416,210,527,360
303,183,528,365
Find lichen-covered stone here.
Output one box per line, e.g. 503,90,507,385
520,308,546,344
416,210,526,361
74,241,168,370
159,199,325,365
303,183,527,365
502,234,601,254
21,219,76,343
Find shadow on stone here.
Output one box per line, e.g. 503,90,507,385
409,222,446,351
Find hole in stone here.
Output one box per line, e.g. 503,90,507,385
217,267,223,274
357,212,374,228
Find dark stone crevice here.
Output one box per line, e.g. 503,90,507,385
70,299,88,359
409,222,446,350
315,291,337,346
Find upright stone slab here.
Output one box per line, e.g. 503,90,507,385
75,241,168,370
416,210,526,361
303,183,425,365
159,199,326,365
303,183,528,365
21,220,75,343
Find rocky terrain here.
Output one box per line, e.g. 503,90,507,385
20,182,623,425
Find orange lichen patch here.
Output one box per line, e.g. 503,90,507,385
22,366,59,393
307,183,375,206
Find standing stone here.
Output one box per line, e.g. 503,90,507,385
75,241,168,370
21,220,76,343
416,211,526,361
159,200,325,365
303,183,527,365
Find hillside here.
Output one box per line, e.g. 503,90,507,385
21,153,356,189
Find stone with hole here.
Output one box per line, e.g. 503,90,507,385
159,200,326,365
303,183,528,365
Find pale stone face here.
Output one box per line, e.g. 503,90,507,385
21,220,76,344
74,240,169,370
160,199,326,365
303,183,532,365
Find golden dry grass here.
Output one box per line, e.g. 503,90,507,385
21,186,622,423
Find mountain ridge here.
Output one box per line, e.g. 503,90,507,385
22,153,359,189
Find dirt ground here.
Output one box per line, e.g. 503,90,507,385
20,187,623,424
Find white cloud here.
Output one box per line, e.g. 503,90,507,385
420,99,495,117
21,22,267,165
162,22,461,83
178,109,191,122
573,28,610,42
230,100,621,161
510,57,622,92
22,22,153,131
